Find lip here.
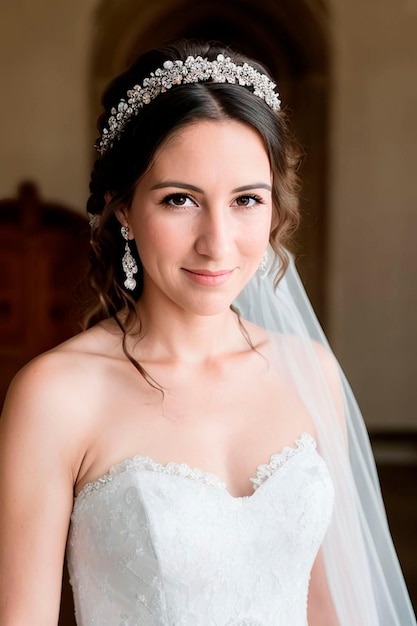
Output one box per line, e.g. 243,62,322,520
182,268,234,286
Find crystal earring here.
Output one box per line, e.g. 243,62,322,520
257,250,269,279
121,225,138,290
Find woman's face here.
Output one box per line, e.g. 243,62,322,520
124,119,273,318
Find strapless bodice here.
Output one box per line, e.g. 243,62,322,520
67,433,334,625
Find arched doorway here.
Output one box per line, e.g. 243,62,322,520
91,0,330,322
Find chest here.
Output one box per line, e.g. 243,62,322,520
78,355,314,497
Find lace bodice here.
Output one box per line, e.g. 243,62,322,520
67,433,334,625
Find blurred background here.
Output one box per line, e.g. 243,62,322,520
0,0,416,621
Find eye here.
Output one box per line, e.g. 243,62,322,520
234,194,264,208
161,193,197,208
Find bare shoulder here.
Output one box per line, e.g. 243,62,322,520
0,319,123,478
243,319,336,368
4,320,121,413
280,333,346,430
247,323,345,424
310,339,340,381
311,340,346,434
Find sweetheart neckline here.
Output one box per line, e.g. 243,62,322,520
74,432,318,503
74,432,318,504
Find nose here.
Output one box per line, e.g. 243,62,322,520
194,208,233,261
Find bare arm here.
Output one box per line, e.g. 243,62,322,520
308,550,339,626
0,355,85,625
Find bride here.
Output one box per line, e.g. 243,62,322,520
0,40,415,625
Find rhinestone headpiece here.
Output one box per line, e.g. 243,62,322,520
97,54,281,154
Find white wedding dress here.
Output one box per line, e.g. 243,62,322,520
67,433,334,625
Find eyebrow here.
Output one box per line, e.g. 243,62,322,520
150,181,272,193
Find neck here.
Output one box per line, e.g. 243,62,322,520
128,300,248,366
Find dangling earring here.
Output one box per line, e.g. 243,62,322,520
121,225,138,290
257,250,269,279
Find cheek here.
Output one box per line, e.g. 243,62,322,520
134,216,187,261
243,211,272,252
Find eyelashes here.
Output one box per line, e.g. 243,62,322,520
161,193,197,208
160,192,266,209
234,194,264,207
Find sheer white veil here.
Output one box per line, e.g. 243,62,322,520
233,247,416,625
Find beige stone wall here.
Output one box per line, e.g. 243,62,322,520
328,0,417,428
0,0,98,211
0,0,416,429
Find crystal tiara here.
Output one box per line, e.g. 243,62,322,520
97,53,281,154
